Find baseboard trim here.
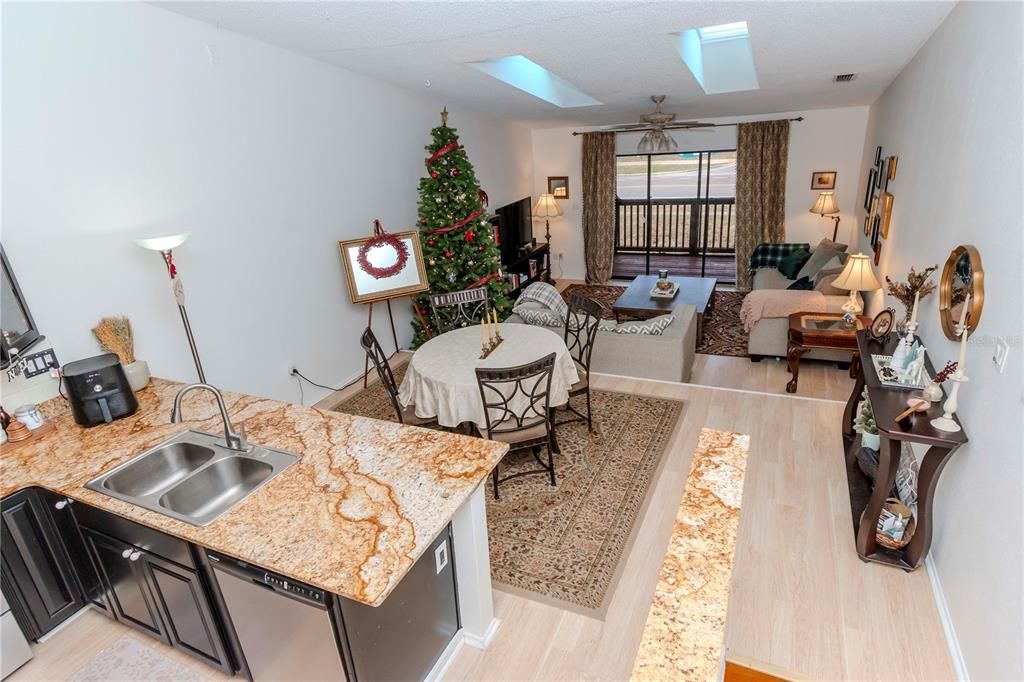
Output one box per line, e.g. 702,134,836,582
588,370,847,404
462,617,501,650
424,629,466,682
35,604,93,643
925,555,969,680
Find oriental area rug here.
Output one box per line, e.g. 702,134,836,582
333,362,684,616
560,284,748,358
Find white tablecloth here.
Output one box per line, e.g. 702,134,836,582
398,323,580,429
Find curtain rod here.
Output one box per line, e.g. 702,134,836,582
570,116,804,136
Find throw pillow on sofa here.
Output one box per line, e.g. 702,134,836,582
787,276,815,290
614,314,674,335
797,239,849,281
778,248,812,279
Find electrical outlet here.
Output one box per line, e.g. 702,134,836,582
288,364,297,377
993,337,1009,373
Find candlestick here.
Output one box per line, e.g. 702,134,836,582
957,293,971,330
909,291,919,327
957,327,969,375
931,371,966,432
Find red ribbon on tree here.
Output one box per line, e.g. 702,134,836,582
423,209,483,236
467,272,501,289
426,141,460,165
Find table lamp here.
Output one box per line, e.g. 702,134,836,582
809,191,841,241
832,253,881,326
135,232,206,382
532,194,562,244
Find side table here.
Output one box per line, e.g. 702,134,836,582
786,312,869,393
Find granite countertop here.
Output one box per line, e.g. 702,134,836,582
631,429,749,681
1,379,507,607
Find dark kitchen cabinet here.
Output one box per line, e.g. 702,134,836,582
0,489,84,640
35,490,109,615
80,527,167,641
78,525,232,674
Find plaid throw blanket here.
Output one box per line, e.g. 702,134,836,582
747,242,811,275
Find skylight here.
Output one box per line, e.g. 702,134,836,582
467,56,601,108
677,21,759,95
697,21,749,43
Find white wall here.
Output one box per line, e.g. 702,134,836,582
531,106,869,281
851,3,1023,679
1,2,532,406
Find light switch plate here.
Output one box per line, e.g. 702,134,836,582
993,337,1009,373
434,542,449,574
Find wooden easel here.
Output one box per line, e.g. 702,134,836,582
362,296,401,388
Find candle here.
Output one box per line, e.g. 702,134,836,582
957,293,971,330
492,309,499,337
957,327,969,375
909,291,919,327
481,318,486,346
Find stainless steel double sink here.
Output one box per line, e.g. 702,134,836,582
86,430,298,526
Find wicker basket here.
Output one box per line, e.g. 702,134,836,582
874,497,916,550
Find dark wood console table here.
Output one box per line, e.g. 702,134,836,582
841,331,968,570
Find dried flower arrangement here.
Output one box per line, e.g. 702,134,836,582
885,265,938,318
934,360,959,383
92,317,135,365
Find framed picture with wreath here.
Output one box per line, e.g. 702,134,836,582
338,229,429,304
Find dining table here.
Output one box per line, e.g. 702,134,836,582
397,322,580,430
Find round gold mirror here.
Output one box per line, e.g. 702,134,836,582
939,245,984,339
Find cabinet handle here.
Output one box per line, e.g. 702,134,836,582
54,500,67,510
128,551,141,562
121,549,133,559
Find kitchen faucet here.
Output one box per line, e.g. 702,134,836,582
170,383,249,451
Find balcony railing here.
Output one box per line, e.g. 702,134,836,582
615,197,736,254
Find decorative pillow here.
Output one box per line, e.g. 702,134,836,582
797,241,848,281
787,276,814,290
815,271,848,296
566,312,617,333
778,248,812,279
614,314,674,335
514,305,564,327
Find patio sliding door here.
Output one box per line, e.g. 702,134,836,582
613,150,737,282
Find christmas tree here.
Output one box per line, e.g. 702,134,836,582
411,109,512,347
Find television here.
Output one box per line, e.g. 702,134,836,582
493,197,533,264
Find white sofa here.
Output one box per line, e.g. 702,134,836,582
506,303,697,383
747,267,881,362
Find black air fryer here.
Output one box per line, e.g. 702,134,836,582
62,353,138,427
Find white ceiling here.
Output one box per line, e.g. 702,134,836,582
155,1,956,129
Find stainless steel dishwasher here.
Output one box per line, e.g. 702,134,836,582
207,552,347,681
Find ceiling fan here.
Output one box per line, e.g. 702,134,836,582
600,95,713,151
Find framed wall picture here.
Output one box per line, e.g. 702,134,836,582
864,168,876,210
874,146,882,165
810,171,836,190
880,191,894,239
887,155,898,180
547,176,569,199
338,230,429,304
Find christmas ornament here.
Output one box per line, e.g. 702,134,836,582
444,250,452,258
451,169,459,176
427,238,435,247
356,223,409,279
430,171,438,179
464,230,475,242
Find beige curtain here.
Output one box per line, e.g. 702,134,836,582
581,132,616,283
734,120,790,289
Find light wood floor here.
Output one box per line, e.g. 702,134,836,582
690,353,856,402
15,375,953,682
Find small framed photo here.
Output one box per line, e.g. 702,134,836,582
864,168,876,210
547,176,569,199
810,171,836,190
869,308,896,341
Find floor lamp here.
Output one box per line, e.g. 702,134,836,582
136,233,206,383
810,191,841,241
532,193,562,244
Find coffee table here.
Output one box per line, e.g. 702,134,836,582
612,276,717,341
786,312,870,393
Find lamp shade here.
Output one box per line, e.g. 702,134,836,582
809,191,839,216
532,194,562,218
832,253,881,292
135,232,190,251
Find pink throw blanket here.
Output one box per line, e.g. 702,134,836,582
740,290,827,332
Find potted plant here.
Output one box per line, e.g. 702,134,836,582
92,316,150,391
854,387,880,450
885,264,938,328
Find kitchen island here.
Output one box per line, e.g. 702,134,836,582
1,378,507,678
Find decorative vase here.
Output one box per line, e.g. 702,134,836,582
921,380,943,402
123,360,151,392
860,431,881,450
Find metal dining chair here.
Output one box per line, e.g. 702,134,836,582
558,294,602,431
475,353,557,499
359,327,437,427
430,288,489,334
